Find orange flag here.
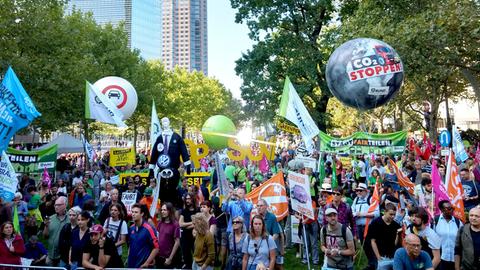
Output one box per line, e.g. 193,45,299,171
363,183,380,239
245,172,289,221
445,150,466,223
389,159,415,195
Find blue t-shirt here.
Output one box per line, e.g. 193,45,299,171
393,248,433,270
24,242,47,260
461,180,480,210
264,212,281,236
127,221,159,268
70,228,90,264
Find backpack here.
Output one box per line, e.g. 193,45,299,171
105,218,124,243
353,194,372,207
430,216,461,231
321,224,351,251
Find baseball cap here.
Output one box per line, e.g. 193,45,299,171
325,208,338,216
89,224,104,234
144,187,153,196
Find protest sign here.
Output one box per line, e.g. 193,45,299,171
214,153,230,197
118,172,149,186
291,215,302,244
339,156,352,170
184,172,210,186
287,171,314,219
276,120,300,135
7,145,57,180
121,192,137,216
109,147,135,167
319,130,407,154
296,156,317,172
246,172,288,221
0,151,19,202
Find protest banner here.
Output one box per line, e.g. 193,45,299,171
319,130,407,154
121,192,137,216
246,172,288,221
118,172,149,186
214,153,230,197
287,171,314,219
339,156,352,170
109,147,135,167
276,120,300,135
296,156,317,172
184,172,210,186
7,145,57,180
291,215,302,244
0,151,19,202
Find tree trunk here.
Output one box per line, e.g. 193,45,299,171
429,86,440,141
133,122,138,154
316,92,330,132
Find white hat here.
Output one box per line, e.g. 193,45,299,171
325,208,338,216
320,183,332,193
355,183,368,191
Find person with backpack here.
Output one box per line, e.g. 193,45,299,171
351,183,379,244
323,187,357,238
406,207,441,269
242,215,276,270
432,200,463,270
320,207,355,270
226,216,247,270
103,202,128,256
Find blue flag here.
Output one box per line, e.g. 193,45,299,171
0,67,41,151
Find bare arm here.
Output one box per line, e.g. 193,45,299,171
141,248,159,267
116,234,127,248
209,224,217,235
454,255,461,270
431,249,440,269
242,253,248,270
269,249,276,270
179,215,192,228
98,248,111,267
167,238,180,263
341,240,355,257
371,238,381,260
82,253,99,270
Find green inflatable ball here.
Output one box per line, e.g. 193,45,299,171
202,115,236,150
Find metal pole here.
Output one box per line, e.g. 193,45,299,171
301,218,312,270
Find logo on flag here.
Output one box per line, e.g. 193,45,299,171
246,172,288,221
446,150,465,222
150,100,161,148
85,81,126,128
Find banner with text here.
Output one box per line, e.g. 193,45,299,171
118,172,149,186
0,151,19,202
185,172,210,186
319,130,407,154
109,147,135,167
7,145,57,180
121,192,137,216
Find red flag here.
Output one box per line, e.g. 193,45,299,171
245,172,288,221
364,183,380,238
445,151,466,223
389,159,415,195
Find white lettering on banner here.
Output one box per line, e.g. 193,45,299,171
0,151,18,202
330,138,353,148
8,154,37,163
37,162,55,169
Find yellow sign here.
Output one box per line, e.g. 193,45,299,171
339,156,352,170
118,172,149,186
185,136,276,169
185,172,210,186
109,147,136,167
276,121,300,135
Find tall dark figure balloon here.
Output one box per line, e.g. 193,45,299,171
326,38,404,110
149,117,191,206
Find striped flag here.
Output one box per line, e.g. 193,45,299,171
389,159,415,195
364,183,380,238
445,150,466,222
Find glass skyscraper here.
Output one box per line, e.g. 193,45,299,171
66,0,162,60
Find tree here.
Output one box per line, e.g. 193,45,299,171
231,0,359,131
340,0,479,139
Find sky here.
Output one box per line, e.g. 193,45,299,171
207,1,254,100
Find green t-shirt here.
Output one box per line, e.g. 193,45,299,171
225,165,236,182
28,193,41,209
235,167,248,182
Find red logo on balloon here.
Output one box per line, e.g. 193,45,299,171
102,85,128,109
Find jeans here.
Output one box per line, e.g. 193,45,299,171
192,261,213,270
377,257,394,270
302,222,320,264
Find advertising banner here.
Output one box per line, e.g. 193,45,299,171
6,145,57,180
287,171,314,219
319,130,407,154
109,147,135,167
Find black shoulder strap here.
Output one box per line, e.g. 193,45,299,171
322,226,327,244
454,217,461,229
341,224,347,244
367,194,372,204
114,219,123,242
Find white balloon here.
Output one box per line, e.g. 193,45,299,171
93,76,138,120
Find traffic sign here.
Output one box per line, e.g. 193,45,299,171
439,130,451,147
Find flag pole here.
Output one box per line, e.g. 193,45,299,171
300,217,312,270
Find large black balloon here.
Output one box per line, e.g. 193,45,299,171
326,38,404,110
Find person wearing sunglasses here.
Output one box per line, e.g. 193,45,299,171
432,200,463,270
242,215,276,270
226,217,247,270
323,187,357,238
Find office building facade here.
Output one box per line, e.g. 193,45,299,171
66,0,162,60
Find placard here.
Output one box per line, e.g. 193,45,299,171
121,192,137,216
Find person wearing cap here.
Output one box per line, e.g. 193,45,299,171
323,187,357,238
125,179,142,203
24,235,48,266
82,224,124,269
351,183,379,244
139,187,161,218
321,207,355,269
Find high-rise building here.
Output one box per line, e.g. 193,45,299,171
66,0,162,60
162,0,208,75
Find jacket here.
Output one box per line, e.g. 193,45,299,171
454,223,477,270
0,234,25,265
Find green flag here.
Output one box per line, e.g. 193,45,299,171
318,153,325,186
13,206,20,233
332,159,338,189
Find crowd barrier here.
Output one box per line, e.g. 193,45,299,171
0,264,67,270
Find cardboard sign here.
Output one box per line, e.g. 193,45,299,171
121,192,137,216
109,147,135,167
184,172,210,186
118,172,149,186
288,171,314,219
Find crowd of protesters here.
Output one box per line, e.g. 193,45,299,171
0,134,479,270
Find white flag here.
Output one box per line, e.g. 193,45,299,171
278,77,319,152
150,100,162,148
0,151,18,202
452,125,468,162
85,81,127,128
81,134,95,163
